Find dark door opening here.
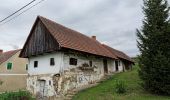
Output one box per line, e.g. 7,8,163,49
103,59,108,73
115,61,119,71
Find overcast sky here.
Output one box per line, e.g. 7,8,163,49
0,0,147,57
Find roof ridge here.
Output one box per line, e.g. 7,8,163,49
38,16,99,42
38,16,117,59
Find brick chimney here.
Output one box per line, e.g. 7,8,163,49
0,49,3,54
91,36,96,40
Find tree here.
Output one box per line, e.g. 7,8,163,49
137,0,170,95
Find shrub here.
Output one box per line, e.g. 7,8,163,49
0,90,35,100
115,80,126,94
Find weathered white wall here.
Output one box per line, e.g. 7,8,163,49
28,52,64,75
107,59,116,73
118,60,124,72
27,75,56,97
27,52,120,98
62,53,105,76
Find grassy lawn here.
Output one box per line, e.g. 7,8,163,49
73,65,170,100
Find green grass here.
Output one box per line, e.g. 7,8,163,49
73,65,170,100
0,91,35,100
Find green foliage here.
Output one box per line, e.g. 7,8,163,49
137,0,170,95
0,91,35,100
115,80,126,94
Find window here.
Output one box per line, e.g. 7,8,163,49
89,61,92,67
34,61,38,68
49,81,51,85
26,64,28,70
50,58,55,66
7,62,12,70
69,58,77,65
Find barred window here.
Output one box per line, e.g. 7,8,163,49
69,58,77,65
50,58,55,66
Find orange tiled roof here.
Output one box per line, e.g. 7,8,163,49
0,50,20,64
102,44,133,62
38,16,117,59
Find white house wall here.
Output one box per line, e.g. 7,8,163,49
27,52,122,98
118,60,124,72
107,59,116,73
28,52,64,75
62,53,105,76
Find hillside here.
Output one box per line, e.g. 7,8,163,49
73,65,170,100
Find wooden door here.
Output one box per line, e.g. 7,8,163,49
39,80,46,97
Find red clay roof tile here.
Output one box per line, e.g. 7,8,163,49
102,44,133,62
38,16,117,59
0,50,20,64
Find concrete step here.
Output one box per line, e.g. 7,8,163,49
64,97,72,100
66,94,74,97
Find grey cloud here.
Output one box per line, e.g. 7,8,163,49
0,0,156,56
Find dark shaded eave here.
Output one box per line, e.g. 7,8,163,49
61,47,117,60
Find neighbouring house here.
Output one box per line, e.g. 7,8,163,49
19,16,134,98
0,49,28,92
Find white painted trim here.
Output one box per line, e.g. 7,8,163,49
0,74,28,76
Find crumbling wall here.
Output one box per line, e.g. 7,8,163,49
26,53,113,98
27,74,56,98
52,67,103,95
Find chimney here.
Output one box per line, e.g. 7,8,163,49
0,49,3,54
92,36,96,40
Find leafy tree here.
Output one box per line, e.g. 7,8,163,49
137,0,170,95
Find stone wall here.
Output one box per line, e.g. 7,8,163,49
27,64,104,98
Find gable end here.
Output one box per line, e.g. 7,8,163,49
20,18,60,58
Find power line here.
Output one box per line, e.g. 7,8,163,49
0,0,45,26
0,0,37,23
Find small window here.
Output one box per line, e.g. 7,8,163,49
7,62,12,70
49,81,51,85
26,64,28,70
89,61,92,67
34,61,38,68
50,58,55,66
69,58,77,65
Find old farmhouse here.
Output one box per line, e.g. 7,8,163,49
0,49,28,92
20,16,133,98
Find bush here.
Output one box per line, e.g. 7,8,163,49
0,91,35,100
115,80,126,94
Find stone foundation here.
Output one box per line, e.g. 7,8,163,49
27,67,104,99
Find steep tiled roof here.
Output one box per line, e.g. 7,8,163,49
102,44,133,62
38,16,117,59
0,50,20,64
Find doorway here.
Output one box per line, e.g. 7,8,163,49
103,59,108,73
39,80,46,97
115,61,119,71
